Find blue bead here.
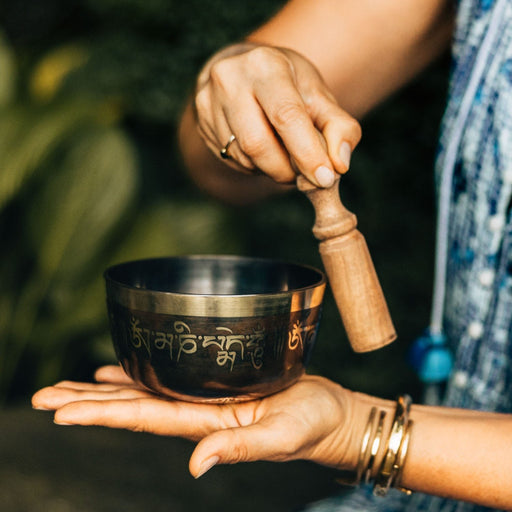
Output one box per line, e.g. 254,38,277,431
409,329,453,383
418,346,453,383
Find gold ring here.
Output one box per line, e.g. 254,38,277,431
220,134,236,159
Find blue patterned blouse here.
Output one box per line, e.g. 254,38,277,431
303,0,512,510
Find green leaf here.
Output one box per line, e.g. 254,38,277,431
0,100,106,213
0,32,16,108
27,124,138,285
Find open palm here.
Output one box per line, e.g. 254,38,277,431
32,365,353,477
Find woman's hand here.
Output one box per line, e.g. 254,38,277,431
193,43,361,188
32,366,359,478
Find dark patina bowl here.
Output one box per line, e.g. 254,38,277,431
104,255,326,403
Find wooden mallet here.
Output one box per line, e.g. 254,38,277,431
297,175,396,353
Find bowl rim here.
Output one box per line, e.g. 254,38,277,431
104,255,326,316
104,254,326,297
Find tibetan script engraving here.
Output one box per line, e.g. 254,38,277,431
128,316,314,372
288,320,317,350
128,317,270,371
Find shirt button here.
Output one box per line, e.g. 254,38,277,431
503,169,512,184
495,329,508,343
489,214,505,232
479,269,495,287
453,371,468,388
468,321,484,338
473,380,486,397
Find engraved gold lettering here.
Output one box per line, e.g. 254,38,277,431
154,331,174,359
250,346,264,370
287,321,317,351
125,317,300,371
174,321,198,362
216,350,237,371
288,321,303,350
130,316,151,356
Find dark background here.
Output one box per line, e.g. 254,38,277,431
0,0,449,510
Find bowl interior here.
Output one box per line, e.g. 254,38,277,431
105,255,324,296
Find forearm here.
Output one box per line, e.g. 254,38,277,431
405,406,511,507
248,0,454,117
344,393,512,509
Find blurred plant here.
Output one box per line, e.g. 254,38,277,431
0,0,287,401
0,28,244,401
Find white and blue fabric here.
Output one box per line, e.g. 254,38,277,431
303,0,512,510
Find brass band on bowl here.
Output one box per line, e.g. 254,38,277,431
106,281,326,317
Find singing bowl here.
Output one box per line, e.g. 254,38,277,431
104,255,326,403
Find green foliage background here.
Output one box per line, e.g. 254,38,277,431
0,0,449,402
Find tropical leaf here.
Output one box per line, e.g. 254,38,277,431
30,44,89,102
0,99,109,213
0,32,16,108
0,123,138,398
26,124,137,286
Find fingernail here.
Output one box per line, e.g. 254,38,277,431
195,455,219,479
32,405,52,411
314,165,335,188
54,419,73,426
339,141,351,170
54,413,73,425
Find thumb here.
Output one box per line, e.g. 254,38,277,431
189,420,300,478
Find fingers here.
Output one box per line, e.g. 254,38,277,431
196,66,297,182
54,380,133,391
250,51,335,186
195,45,361,188
32,382,152,411
31,378,238,440
195,87,257,174
31,365,139,411
94,364,134,385
50,398,229,440
217,95,297,183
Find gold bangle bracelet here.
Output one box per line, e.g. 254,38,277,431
373,394,412,496
336,406,377,487
364,409,386,484
393,420,413,495
356,406,377,484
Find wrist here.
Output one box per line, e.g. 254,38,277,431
336,392,414,496
339,392,394,472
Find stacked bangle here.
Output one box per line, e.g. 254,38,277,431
337,394,413,497
364,410,386,484
356,406,377,483
373,394,413,496
392,422,413,495
336,406,377,487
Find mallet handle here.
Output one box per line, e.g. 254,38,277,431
297,175,396,353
